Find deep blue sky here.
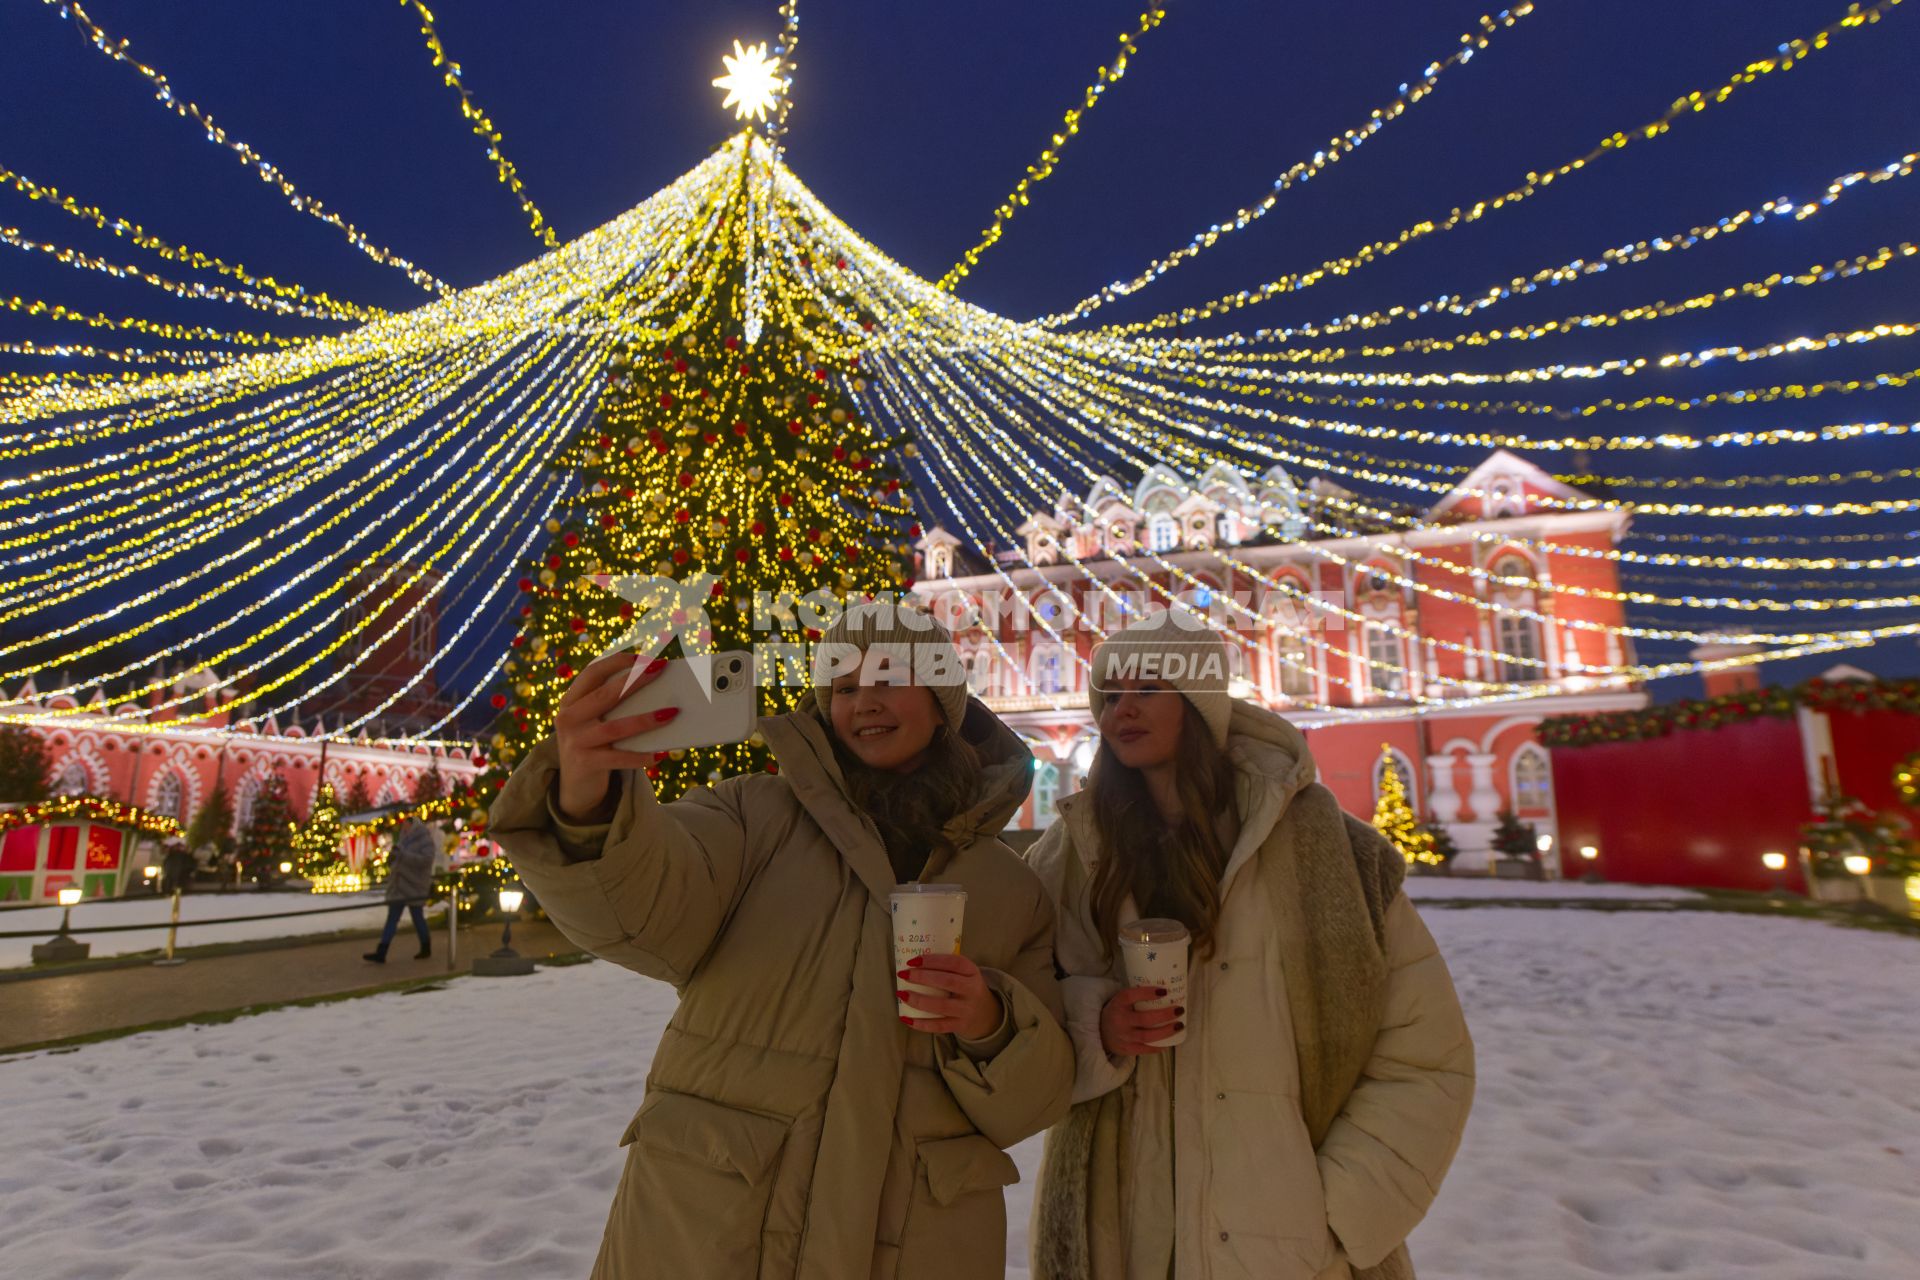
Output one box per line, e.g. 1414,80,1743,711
4,0,1917,705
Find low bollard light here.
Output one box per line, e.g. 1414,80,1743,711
473,884,536,976
31,885,92,964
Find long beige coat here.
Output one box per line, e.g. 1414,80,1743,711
1027,701,1474,1280
489,697,1075,1280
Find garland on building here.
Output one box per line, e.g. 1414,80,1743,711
0,794,184,839
1897,752,1919,807
1541,677,1920,748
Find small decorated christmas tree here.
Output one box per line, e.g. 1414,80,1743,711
1373,746,1441,866
237,772,294,881
1490,809,1541,862
292,784,347,882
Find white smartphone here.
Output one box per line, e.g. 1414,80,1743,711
605,650,759,755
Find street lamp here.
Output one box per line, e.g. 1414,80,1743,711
1760,850,1791,900
473,884,536,976
32,885,92,964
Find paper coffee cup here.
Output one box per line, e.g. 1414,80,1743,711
891,884,968,1009
1118,917,1190,1048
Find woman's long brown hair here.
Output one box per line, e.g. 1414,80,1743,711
833,720,984,883
1088,706,1237,961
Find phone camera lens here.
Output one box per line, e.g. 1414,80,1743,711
716,676,730,691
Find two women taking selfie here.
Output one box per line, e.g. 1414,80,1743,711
490,603,1472,1280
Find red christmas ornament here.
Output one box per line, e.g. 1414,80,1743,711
725,336,739,350
490,694,507,709
814,368,828,382
557,664,575,680
674,508,691,523
778,547,794,561
835,257,847,270
778,492,794,508
749,521,766,536
673,548,690,564
831,446,846,461
733,421,750,437
517,577,534,593
546,555,563,569
600,514,618,529
619,604,634,620
675,360,689,373
569,617,587,633
678,473,694,488
907,522,921,536
788,419,805,435
519,605,533,618
807,528,823,543
563,532,580,548
735,547,751,563
889,479,902,492
661,393,675,408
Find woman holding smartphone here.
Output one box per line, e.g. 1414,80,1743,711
488,602,1073,1280
1028,613,1474,1280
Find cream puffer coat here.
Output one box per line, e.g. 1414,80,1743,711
1027,701,1474,1280
489,697,1075,1280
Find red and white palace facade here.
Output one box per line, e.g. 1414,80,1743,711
914,450,1648,869
2,572,480,841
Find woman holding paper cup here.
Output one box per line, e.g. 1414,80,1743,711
488,601,1072,1280
1028,612,1475,1280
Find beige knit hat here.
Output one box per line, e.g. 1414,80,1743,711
811,599,970,733
1088,611,1236,748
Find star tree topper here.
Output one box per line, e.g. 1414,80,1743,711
713,40,784,123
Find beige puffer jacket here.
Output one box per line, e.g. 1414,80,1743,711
1027,700,1474,1280
489,697,1074,1280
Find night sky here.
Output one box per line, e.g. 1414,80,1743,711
4,0,1917,711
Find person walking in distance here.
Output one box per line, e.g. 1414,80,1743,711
1028,612,1474,1280
364,815,437,963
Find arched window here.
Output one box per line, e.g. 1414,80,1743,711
1273,630,1314,700
1148,514,1180,553
407,611,434,661
967,649,996,697
1031,761,1060,827
1489,554,1543,683
151,771,185,823
1511,745,1553,814
1496,613,1541,683
52,759,89,796
1365,624,1405,699
235,773,261,832
1371,748,1419,810
1217,512,1241,546
1031,644,1065,695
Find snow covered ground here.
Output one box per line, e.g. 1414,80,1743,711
2,908,1916,1279
0,891,422,969
1405,876,1702,901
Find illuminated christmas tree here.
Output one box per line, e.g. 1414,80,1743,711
292,783,346,879
479,160,918,807
1373,746,1441,866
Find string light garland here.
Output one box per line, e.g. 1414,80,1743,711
397,0,558,247
0,295,303,351
1139,150,1920,349
40,0,453,295
934,6,1168,294
0,794,183,839
0,224,364,321
1541,676,1920,747
0,163,381,320
1080,0,1906,335
1046,3,1536,323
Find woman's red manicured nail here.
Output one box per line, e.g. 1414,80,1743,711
899,1016,913,1025
897,970,911,981
654,707,680,722
645,657,668,673
896,990,911,1001
1174,1021,1186,1031
906,956,923,968
1174,1006,1186,1016
1156,987,1168,997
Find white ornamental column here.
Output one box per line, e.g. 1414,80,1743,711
1464,751,1502,821
1426,754,1463,823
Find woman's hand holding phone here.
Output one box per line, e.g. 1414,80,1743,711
554,653,682,822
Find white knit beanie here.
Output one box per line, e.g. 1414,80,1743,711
811,599,970,734
1088,611,1235,748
